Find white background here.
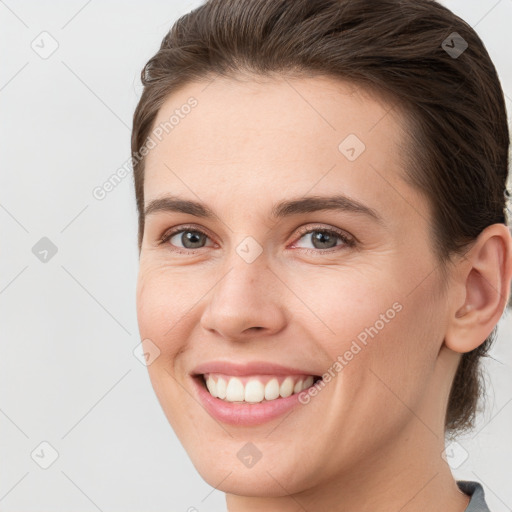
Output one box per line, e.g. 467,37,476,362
1,1,511,511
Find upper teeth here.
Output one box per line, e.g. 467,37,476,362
204,374,315,403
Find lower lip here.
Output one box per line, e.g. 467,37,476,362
192,376,306,426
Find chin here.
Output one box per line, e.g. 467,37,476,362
181,437,319,497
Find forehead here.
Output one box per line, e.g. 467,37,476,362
143,75,423,225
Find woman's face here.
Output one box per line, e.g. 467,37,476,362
136,75,457,495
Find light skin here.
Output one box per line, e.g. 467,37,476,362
135,74,512,511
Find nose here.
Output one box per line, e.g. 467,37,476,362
199,254,287,342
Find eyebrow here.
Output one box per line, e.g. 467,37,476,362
144,194,383,224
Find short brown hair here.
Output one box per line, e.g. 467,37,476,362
131,0,510,437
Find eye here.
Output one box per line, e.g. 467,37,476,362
159,225,215,253
291,225,355,253
159,224,356,255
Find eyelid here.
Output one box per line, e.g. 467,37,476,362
291,223,355,244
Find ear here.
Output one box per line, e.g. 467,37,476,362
444,223,512,354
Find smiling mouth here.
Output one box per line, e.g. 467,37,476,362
197,373,323,403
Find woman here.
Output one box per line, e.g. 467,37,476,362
131,0,511,510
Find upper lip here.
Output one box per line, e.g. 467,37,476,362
191,360,319,377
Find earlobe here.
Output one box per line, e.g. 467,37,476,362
444,223,512,354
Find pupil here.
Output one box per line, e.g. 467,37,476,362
183,231,204,249
313,231,336,249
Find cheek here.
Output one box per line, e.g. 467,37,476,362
306,251,442,366
135,265,196,395
308,263,442,420
286,262,405,354
136,263,197,345
136,267,198,432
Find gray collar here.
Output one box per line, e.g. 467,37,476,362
457,480,491,511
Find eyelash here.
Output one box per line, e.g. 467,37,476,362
158,223,356,255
